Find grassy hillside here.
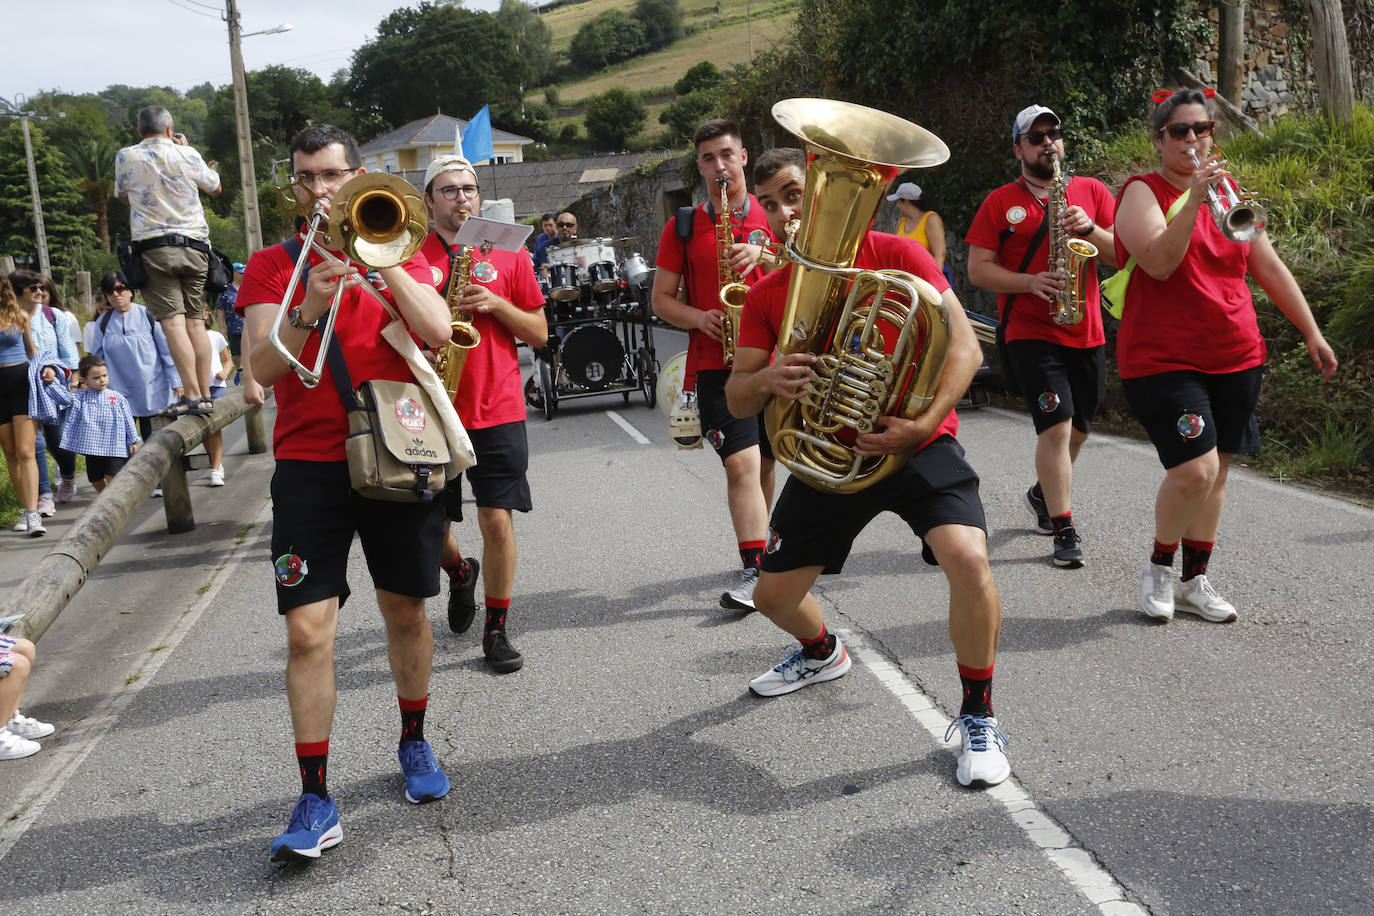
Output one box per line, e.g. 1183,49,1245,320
539,0,784,53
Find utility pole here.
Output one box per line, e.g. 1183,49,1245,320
225,0,262,253
20,114,50,276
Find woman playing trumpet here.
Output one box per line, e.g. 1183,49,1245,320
1113,88,1338,624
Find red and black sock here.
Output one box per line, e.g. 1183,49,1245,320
739,539,766,570
399,695,428,746
1181,538,1214,582
1150,539,1178,568
296,740,329,800
441,553,467,582
485,596,510,634
958,662,994,718
798,624,836,661
1051,512,1073,534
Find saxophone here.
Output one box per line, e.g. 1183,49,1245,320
716,178,749,366
435,239,482,402
1047,153,1098,326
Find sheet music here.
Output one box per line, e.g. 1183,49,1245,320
454,217,533,252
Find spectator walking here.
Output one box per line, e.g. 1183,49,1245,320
217,262,245,385
44,354,141,493
0,280,44,536
89,271,181,447
11,270,79,515
203,315,234,486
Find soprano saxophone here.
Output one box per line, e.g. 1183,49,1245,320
716,178,749,366
1047,153,1098,326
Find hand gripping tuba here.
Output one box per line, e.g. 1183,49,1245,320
765,98,952,494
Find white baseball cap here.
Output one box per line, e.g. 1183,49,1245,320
423,154,476,193
886,182,923,202
1012,104,1060,143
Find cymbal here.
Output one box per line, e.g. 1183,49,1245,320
610,236,641,244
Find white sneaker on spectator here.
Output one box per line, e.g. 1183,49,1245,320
152,485,163,498
208,467,226,487
6,710,54,740
12,515,27,533
0,727,40,760
27,511,46,537
57,477,77,503
37,493,56,517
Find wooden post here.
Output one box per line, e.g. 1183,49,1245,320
76,271,93,318
0,256,14,275
244,403,268,454
1308,0,1356,122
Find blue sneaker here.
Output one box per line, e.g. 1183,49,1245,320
270,793,342,861
399,740,450,804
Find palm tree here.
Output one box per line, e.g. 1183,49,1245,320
62,138,117,251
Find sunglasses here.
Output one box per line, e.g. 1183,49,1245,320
26,283,44,292
557,221,576,228
1024,128,1063,146
1160,120,1215,140
106,285,130,295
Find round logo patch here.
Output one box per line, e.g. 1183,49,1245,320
472,261,498,284
766,529,782,554
395,397,427,432
274,553,308,587
1038,391,1060,413
1177,413,1206,440
430,265,444,287
1006,205,1027,225
706,428,725,450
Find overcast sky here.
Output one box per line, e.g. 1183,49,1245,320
1,0,509,104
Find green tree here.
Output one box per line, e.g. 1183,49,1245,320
583,88,647,150
61,138,118,251
0,122,98,275
633,0,684,50
570,11,647,73
660,88,723,145
674,61,722,96
497,0,556,85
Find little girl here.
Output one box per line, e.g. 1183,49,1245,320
45,354,141,492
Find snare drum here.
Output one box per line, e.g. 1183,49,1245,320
585,260,618,293
560,323,625,391
547,263,580,302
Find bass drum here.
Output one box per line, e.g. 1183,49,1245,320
547,263,580,302
560,323,624,391
655,349,689,417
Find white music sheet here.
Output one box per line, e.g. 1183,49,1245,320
453,216,533,253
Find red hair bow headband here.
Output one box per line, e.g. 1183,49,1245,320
1153,87,1215,103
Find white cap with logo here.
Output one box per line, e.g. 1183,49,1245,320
886,182,923,202
1012,104,1060,143
423,154,476,193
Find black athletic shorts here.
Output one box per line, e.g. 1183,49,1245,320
1006,339,1106,434
269,459,444,614
1121,366,1263,469
0,363,30,421
84,455,127,482
695,369,773,462
761,435,987,575
444,420,533,522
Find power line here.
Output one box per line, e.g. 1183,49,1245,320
166,0,219,19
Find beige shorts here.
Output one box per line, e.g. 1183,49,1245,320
141,245,209,322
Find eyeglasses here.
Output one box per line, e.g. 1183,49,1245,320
293,168,356,187
1160,120,1215,140
434,184,480,201
557,221,576,228
1024,128,1063,146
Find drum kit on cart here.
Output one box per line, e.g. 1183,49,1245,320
525,236,660,420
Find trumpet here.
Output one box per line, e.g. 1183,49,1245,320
1188,147,1267,244
268,172,428,387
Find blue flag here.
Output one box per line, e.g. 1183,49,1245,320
462,105,495,164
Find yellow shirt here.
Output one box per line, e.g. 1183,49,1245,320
896,211,933,251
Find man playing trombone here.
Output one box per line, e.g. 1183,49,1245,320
238,125,456,862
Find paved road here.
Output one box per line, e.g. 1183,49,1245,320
2,329,1370,915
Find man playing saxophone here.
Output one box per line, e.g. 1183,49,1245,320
726,147,1011,788
967,104,1118,570
652,119,776,612
420,154,547,674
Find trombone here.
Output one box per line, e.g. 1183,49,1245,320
268,172,428,387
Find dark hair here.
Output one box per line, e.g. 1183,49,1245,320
99,271,130,295
540,213,555,222
8,269,44,296
289,124,362,170
693,119,742,151
42,277,64,311
1150,89,1214,136
78,353,107,377
753,147,805,187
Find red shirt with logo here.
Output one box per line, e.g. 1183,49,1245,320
237,233,435,461
739,231,959,451
654,194,774,381
420,233,545,429
965,176,1116,347
1113,172,1264,378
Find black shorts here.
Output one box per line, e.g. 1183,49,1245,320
1121,367,1263,469
1006,339,1106,434
761,435,987,575
0,363,30,421
85,455,127,482
695,369,773,462
227,331,243,358
444,421,533,522
269,459,444,614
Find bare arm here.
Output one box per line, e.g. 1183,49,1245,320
375,265,451,347
726,346,817,419
967,245,1065,303
1113,174,1212,281
461,285,547,348
1247,234,1338,379
652,266,722,342
925,212,947,268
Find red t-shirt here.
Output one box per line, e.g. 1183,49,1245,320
420,233,545,429
739,231,959,451
965,176,1116,347
1114,172,1264,378
237,233,434,461
654,195,774,380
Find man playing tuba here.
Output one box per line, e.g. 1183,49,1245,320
726,147,1012,789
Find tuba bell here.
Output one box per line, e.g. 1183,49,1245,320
765,98,953,494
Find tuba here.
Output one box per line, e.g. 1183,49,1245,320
765,98,952,494
1047,152,1098,326
1189,146,1267,243
268,172,428,388
716,178,749,366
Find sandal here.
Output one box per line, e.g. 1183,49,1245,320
157,396,198,418
189,397,215,417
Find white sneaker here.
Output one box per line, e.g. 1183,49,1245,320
56,476,77,503
6,710,54,740
37,493,56,517
720,566,759,611
152,485,163,498
0,727,41,760
26,510,46,538
1139,562,1175,620
208,467,226,487
945,714,1011,788
12,515,28,533
749,639,851,697
1175,574,1237,623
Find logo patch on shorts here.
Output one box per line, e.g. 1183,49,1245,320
1177,412,1206,440
1038,390,1060,413
395,397,427,432
766,528,782,554
274,552,308,587
706,428,725,450
1006,205,1027,225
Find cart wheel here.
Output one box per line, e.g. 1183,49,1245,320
639,350,659,409
540,359,557,421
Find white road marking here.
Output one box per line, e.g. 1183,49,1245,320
838,627,1147,916
605,410,651,445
